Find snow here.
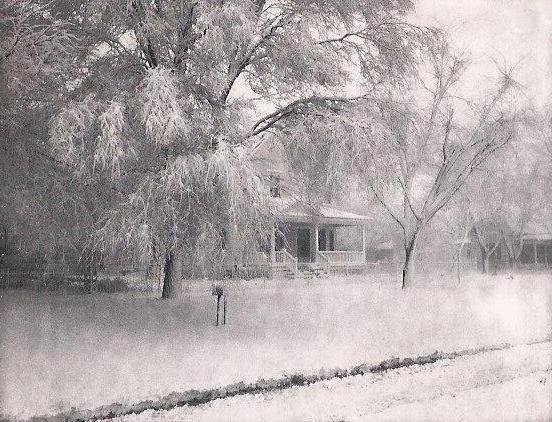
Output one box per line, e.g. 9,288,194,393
273,198,371,223
106,342,552,422
0,273,550,419
374,370,552,422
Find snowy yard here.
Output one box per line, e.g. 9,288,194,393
107,341,552,422
1,273,551,420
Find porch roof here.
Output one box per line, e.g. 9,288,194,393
523,219,552,241
271,198,371,226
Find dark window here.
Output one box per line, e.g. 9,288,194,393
328,230,335,251
297,228,310,260
269,175,281,197
318,229,327,251
275,231,286,251
220,229,227,250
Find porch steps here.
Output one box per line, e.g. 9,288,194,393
297,263,330,279
270,263,332,280
271,266,297,279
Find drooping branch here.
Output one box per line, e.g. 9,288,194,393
247,93,384,139
317,21,432,46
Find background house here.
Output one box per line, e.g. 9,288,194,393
518,219,552,267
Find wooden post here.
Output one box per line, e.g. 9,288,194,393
223,295,227,325
533,240,538,265
270,224,276,264
313,224,319,262
212,285,224,326
362,225,366,263
346,251,350,275
216,294,220,326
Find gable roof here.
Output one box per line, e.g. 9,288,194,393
272,198,371,226
252,136,371,226
523,218,552,240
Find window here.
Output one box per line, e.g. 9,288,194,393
269,175,281,197
220,229,227,250
275,231,286,251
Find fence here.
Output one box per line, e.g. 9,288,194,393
1,258,549,293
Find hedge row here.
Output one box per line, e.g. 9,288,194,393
24,337,549,422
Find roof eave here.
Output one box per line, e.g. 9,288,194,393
276,214,370,226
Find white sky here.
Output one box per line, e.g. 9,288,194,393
415,0,552,108
233,0,552,120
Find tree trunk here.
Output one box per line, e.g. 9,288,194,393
161,250,182,299
510,256,518,275
401,234,419,289
472,224,492,274
512,237,524,272
482,254,490,274
84,273,92,294
455,243,463,284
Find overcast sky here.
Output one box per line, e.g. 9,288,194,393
235,0,552,118
415,0,552,108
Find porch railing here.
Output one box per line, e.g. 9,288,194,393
256,252,269,263
274,249,298,272
316,251,331,271
317,250,365,266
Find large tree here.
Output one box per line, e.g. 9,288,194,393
45,0,429,297
358,47,524,286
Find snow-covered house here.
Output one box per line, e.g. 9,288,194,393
518,219,552,267
460,216,552,272
249,138,371,278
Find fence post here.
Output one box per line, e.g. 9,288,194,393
216,294,220,326
223,295,227,325
212,284,224,326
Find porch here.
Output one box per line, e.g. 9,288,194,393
268,201,370,276
519,237,552,268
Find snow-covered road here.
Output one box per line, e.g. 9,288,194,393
110,341,552,422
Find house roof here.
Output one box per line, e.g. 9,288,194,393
252,136,371,226
523,219,552,240
272,198,371,226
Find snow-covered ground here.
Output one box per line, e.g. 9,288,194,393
0,272,550,419
107,341,552,422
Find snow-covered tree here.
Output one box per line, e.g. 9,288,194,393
273,43,525,287
46,0,430,297
0,1,102,282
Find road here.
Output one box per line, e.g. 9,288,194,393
109,341,552,422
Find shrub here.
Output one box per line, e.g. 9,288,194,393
95,277,129,293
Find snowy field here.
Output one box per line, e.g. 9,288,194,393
107,341,552,421
0,272,551,420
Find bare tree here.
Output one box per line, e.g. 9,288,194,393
275,43,523,287
475,123,549,271
361,46,523,287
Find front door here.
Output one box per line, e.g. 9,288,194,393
297,228,310,262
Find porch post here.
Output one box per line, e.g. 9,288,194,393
362,225,366,262
533,240,538,265
270,223,276,264
313,224,319,262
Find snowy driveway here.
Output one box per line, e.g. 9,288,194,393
110,341,552,422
